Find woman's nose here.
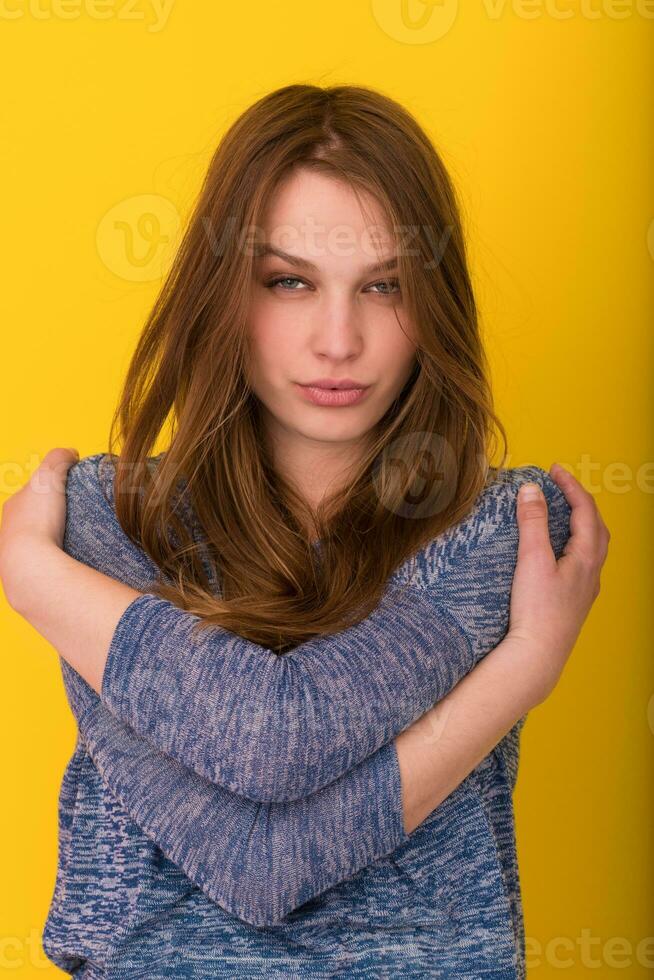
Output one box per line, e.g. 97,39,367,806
310,301,364,359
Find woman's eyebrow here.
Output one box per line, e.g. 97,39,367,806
254,244,398,275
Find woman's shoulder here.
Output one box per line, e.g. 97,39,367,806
63,453,163,582
66,451,167,511
475,462,571,553
64,452,116,521
403,463,572,589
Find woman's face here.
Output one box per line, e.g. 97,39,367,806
246,167,418,459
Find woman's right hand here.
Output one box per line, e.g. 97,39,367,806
505,463,610,705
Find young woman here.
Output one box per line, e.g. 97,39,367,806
0,84,609,979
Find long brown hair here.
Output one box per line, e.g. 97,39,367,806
106,83,508,654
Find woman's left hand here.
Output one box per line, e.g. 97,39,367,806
0,447,79,606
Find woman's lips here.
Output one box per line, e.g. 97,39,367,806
294,383,370,407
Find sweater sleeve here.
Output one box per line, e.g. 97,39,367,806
100,586,473,803
59,657,409,927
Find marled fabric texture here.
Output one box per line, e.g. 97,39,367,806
42,453,571,978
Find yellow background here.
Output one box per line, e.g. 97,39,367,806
1,1,652,975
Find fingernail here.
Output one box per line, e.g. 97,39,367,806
519,482,542,499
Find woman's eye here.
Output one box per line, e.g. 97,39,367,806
266,276,306,291
367,278,401,296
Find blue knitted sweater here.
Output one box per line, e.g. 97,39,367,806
41,453,571,979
